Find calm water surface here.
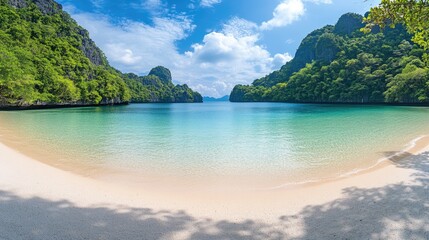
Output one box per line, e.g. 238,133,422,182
1,102,429,184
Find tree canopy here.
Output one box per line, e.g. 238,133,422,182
230,12,429,104
364,0,429,62
0,0,202,107
123,69,202,103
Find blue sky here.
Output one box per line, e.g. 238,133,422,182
58,0,380,97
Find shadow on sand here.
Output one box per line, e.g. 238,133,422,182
0,152,428,239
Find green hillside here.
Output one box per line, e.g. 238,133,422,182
123,66,202,103
0,0,201,108
230,13,429,104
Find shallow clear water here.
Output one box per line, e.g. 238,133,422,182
1,103,429,183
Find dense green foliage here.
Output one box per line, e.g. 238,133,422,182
0,0,201,107
123,67,202,103
230,13,429,104
0,0,130,106
364,0,429,63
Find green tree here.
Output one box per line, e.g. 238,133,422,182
364,0,429,62
230,12,429,104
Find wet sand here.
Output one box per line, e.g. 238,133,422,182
0,133,428,239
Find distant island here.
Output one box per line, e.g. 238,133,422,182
0,0,202,109
123,66,202,104
203,96,229,102
230,13,429,104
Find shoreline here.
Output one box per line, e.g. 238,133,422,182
2,101,429,112
267,135,429,190
229,101,429,107
1,132,429,238
1,111,429,185
1,118,428,191
0,102,129,111
0,132,428,217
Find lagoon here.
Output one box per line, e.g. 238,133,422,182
1,102,429,187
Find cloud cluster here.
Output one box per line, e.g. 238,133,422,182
65,0,331,97
69,10,193,71
260,0,333,30
180,18,292,96
261,0,305,30
67,8,290,97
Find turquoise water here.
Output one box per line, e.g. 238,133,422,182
1,103,429,183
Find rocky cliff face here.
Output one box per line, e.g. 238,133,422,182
78,28,106,66
148,66,173,85
7,0,105,66
252,25,334,87
315,33,341,62
290,26,334,73
230,12,424,104
8,0,61,14
7,0,27,8
252,13,368,89
333,13,365,36
123,67,203,103
0,0,131,107
1,0,202,108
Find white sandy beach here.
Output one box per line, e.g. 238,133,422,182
0,135,429,239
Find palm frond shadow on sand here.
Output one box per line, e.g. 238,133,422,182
0,152,428,240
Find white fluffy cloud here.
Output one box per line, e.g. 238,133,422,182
65,7,293,97
179,26,292,96
64,0,338,97
68,10,194,72
200,0,222,8
261,0,305,30
179,18,292,96
106,44,142,65
185,32,272,76
273,53,293,69
260,0,333,30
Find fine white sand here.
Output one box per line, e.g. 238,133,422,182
0,136,428,239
